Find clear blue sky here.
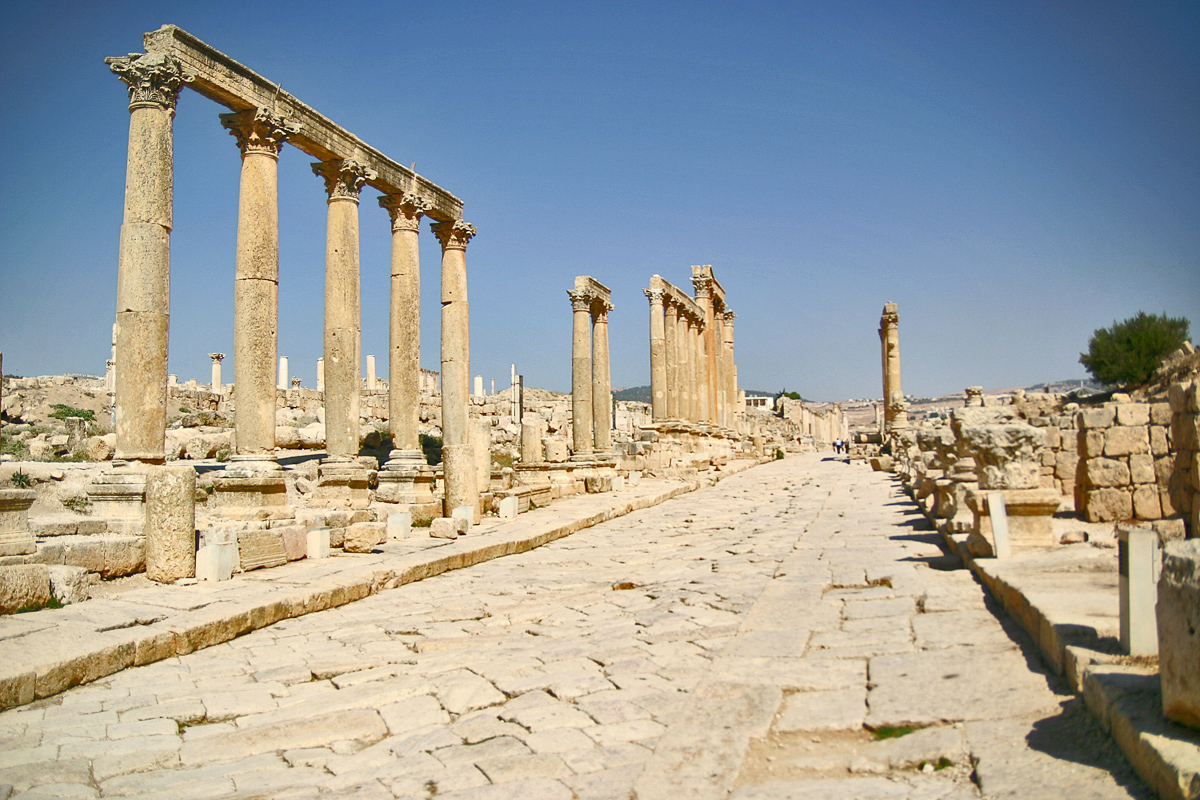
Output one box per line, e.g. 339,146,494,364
1,1,1197,400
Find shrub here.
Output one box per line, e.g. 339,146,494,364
1079,312,1190,387
49,404,95,422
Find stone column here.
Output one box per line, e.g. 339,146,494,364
592,299,613,456
366,355,377,391
376,193,436,513
432,219,478,518
696,320,709,425
880,302,907,431
645,288,666,422
312,158,375,508
278,356,288,390
723,310,737,431
694,271,718,427
664,299,679,421
713,311,725,428
317,358,325,392
687,316,700,423
677,311,691,423
105,53,189,465
569,289,594,460
209,353,224,394
221,108,298,463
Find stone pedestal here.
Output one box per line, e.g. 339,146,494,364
1158,539,1200,729
965,488,1060,556
86,469,148,523
210,456,292,520
0,490,37,557
314,459,371,509
376,451,437,517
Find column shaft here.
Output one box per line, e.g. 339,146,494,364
592,305,612,454
678,312,691,422
646,290,666,421
434,220,478,516
663,301,678,420
570,293,594,457
381,195,428,458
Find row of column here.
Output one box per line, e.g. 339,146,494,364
106,52,476,514
645,284,737,429
568,278,613,461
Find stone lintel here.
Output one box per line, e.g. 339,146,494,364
140,25,462,222
648,274,703,321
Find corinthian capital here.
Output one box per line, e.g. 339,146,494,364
722,309,736,324
692,275,713,301
221,108,300,158
592,300,613,322
106,53,191,112
312,158,375,202
431,219,477,251
644,288,665,306
379,192,432,233
568,290,593,313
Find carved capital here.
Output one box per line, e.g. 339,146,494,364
431,219,477,251
692,275,713,300
379,192,432,233
722,309,736,324
881,310,899,328
312,158,375,202
592,300,613,322
221,108,300,158
106,53,191,112
568,290,593,313
644,288,665,306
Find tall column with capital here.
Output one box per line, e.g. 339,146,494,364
313,159,374,491
432,220,478,518
687,316,700,423
713,312,725,428
693,272,718,426
376,193,437,510
645,289,666,421
879,302,908,431
722,310,737,431
663,299,679,421
677,311,691,423
592,299,613,456
209,353,225,394
105,53,189,465
569,290,594,460
221,109,298,465
697,321,709,425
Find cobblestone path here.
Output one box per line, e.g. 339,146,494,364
0,455,1150,799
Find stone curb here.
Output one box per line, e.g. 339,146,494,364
0,459,765,712
937,515,1200,799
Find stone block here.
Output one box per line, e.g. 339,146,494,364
1079,406,1116,429
1159,539,1200,728
498,496,519,519
344,522,385,553
47,564,88,604
1118,526,1160,656
0,564,51,613
196,542,235,581
1132,485,1162,520
1150,402,1173,425
276,525,306,561
1084,458,1131,488
1082,430,1107,459
1129,454,1155,485
1083,488,1133,523
430,518,458,539
544,438,570,463
1104,426,1150,457
965,487,1060,555
629,471,642,486
1055,451,1078,483
144,465,196,583
306,527,330,559
585,475,613,493
237,529,287,572
1150,426,1170,456
1116,403,1151,427
387,511,412,540
0,489,37,557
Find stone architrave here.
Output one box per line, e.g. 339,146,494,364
144,465,196,582
313,158,375,507
376,193,436,510
432,219,478,519
645,287,666,421
105,52,191,465
569,288,595,460
219,108,299,499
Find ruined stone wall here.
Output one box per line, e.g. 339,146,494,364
1168,381,1199,537
1075,399,1174,523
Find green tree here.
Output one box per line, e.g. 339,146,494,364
1079,312,1190,386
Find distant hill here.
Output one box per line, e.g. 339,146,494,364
613,386,651,403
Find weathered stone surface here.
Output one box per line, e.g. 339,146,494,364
344,522,385,553
0,564,51,614
0,490,37,558
46,565,88,605
144,465,196,582
1158,540,1200,730
1084,488,1133,523
237,529,287,571
276,524,306,561
1105,426,1150,458
957,422,1044,490
1085,458,1132,488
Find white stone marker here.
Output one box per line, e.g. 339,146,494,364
278,356,288,390
986,491,1011,559
367,355,377,391
196,543,235,581
612,475,625,492
498,495,519,519
452,504,474,533
474,375,484,397
387,511,412,540
307,526,331,559
1118,526,1161,656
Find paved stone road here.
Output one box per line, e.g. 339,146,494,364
0,455,1152,799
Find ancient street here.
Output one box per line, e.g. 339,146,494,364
0,456,1153,799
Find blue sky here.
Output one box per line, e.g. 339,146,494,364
1,1,1197,400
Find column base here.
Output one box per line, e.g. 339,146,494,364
965,487,1061,557
0,489,37,557
210,455,293,521
569,452,595,463
313,458,373,510
376,453,437,506
86,467,148,525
